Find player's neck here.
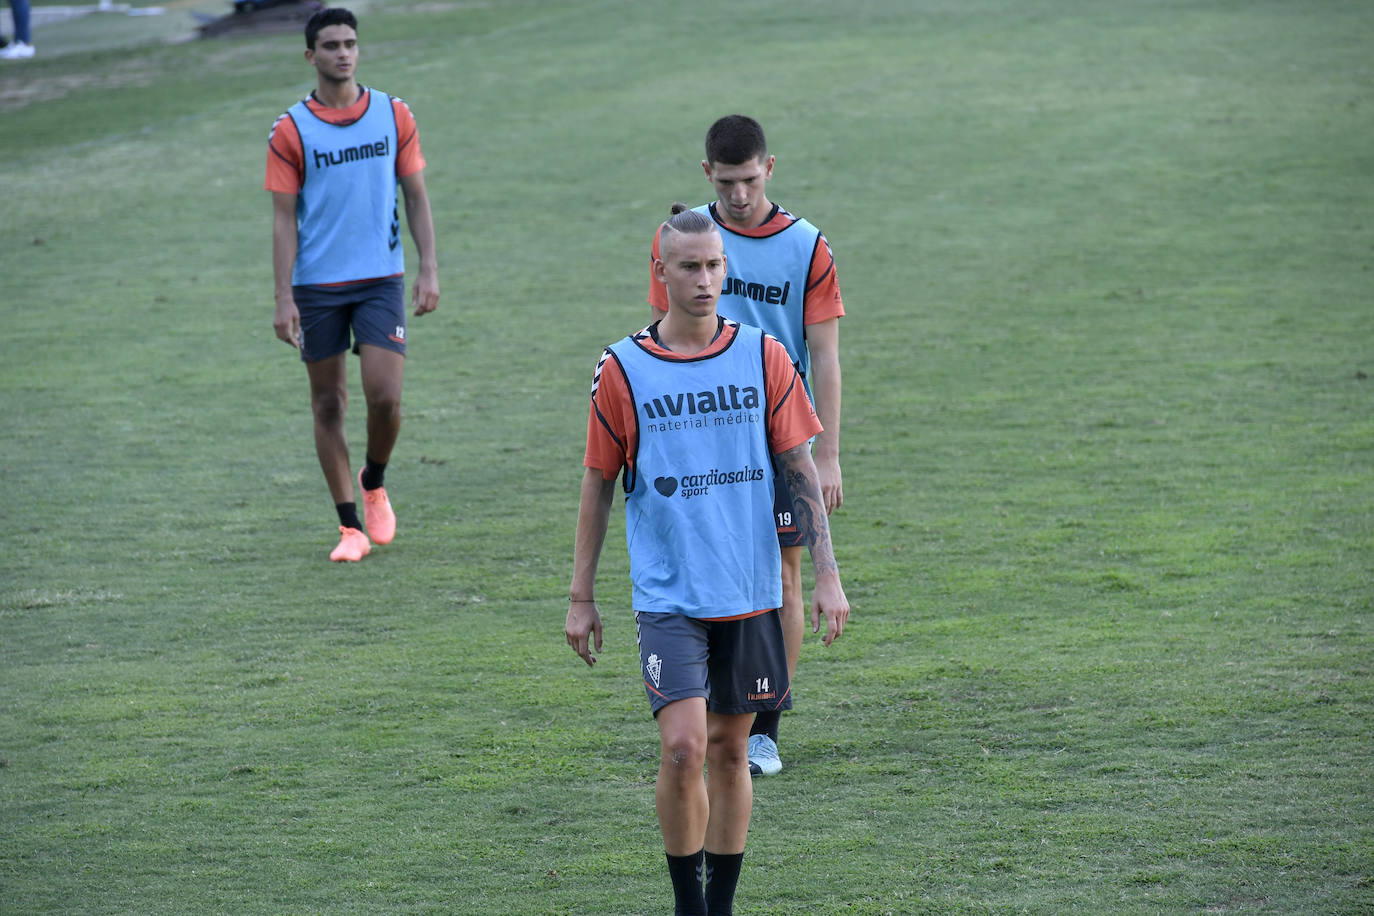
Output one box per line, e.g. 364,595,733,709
314,78,360,110
656,311,720,356
715,197,774,232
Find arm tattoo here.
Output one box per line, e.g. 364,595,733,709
779,444,838,575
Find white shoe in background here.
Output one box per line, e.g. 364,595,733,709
0,41,35,60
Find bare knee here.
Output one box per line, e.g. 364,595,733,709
359,347,404,418
706,736,748,774
705,713,752,772
660,731,706,777
366,387,401,419
311,388,347,426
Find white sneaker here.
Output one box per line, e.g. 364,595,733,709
0,42,35,60
747,734,783,776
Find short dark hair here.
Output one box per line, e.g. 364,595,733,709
704,115,767,167
659,203,719,259
305,7,357,49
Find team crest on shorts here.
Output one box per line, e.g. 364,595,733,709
645,653,662,688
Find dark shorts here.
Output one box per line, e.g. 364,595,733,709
772,462,804,548
295,276,407,363
635,609,792,717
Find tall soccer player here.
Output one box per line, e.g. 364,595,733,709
265,7,439,562
648,115,845,776
567,206,849,916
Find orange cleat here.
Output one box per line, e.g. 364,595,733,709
358,469,396,545
329,526,371,562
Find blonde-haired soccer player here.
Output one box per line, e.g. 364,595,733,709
569,206,849,915
647,115,846,776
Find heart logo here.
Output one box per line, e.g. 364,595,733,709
654,476,679,497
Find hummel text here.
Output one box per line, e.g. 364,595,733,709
723,277,790,306
312,135,390,171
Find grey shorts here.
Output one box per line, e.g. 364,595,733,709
635,609,792,717
294,275,406,363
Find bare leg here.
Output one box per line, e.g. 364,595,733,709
749,547,805,762
704,711,754,854
305,353,353,504
655,697,709,855
357,344,404,466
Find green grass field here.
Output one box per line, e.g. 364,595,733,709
2,1,1371,913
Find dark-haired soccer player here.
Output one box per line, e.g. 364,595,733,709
648,115,845,775
568,206,849,916
265,7,439,562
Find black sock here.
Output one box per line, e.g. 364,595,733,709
704,850,743,916
335,502,363,531
666,849,706,916
750,710,780,742
360,457,387,491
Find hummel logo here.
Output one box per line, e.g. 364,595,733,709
723,276,790,306
311,134,389,171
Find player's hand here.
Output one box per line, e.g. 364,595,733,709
816,456,843,515
565,599,603,667
273,298,301,349
810,573,850,647
412,269,439,316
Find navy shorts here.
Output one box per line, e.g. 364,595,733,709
635,609,792,717
772,462,803,548
294,276,407,363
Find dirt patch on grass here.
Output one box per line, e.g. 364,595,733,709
0,61,163,110
195,0,321,38
0,1,323,111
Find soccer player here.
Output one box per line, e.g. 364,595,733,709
265,7,439,562
647,115,845,776
568,206,849,916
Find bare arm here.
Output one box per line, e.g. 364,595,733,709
271,191,301,348
399,170,440,316
777,441,850,645
806,317,843,513
565,468,617,666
